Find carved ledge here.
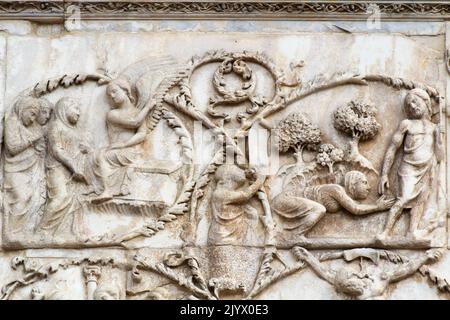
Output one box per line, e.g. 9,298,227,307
0,1,449,21
0,0,63,21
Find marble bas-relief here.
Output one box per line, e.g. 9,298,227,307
0,34,449,300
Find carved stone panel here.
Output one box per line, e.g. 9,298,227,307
1,9,450,300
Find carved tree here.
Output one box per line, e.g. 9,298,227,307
276,112,321,165
333,101,380,173
316,143,344,174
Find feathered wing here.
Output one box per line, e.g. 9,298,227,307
118,55,179,110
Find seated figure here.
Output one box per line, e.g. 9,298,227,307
93,78,154,203
207,164,265,297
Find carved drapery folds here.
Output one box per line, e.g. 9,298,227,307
0,48,448,300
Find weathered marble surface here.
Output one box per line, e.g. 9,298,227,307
0,19,449,300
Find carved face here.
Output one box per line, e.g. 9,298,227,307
339,276,365,297
67,103,80,125
353,175,370,200
345,171,370,200
30,287,44,300
107,83,128,106
405,93,428,119
37,106,51,125
21,107,38,127
94,283,121,300
335,269,365,297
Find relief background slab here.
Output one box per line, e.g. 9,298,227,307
0,18,449,300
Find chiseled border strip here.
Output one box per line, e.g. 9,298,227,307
0,1,449,21
68,1,450,20
0,1,63,20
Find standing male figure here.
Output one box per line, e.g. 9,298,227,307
378,88,443,240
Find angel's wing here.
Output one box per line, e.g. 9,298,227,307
119,55,178,109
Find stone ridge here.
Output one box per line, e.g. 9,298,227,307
0,1,448,21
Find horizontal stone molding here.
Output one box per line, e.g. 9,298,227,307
0,1,450,21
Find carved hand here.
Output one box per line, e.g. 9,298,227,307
293,246,311,260
245,167,258,180
376,195,396,211
426,249,444,262
378,175,390,195
33,137,46,153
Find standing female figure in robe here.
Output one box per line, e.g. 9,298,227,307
38,97,93,237
4,96,48,233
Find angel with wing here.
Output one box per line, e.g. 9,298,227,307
92,77,155,203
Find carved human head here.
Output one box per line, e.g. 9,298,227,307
404,88,432,120
334,268,365,297
107,78,135,107
146,286,169,300
13,96,40,127
55,97,81,127
344,170,370,200
37,98,53,126
215,164,247,187
94,282,122,300
30,287,45,300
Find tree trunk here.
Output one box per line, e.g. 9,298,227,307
328,163,334,174
294,145,305,165
347,135,379,174
347,135,360,161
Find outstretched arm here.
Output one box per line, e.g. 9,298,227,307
333,188,395,215
107,102,154,130
378,120,408,195
109,125,147,150
387,249,443,283
293,247,336,285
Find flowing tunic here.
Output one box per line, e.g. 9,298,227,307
398,123,435,208
4,116,45,233
98,121,143,196
272,188,326,232
303,185,343,213
38,120,91,235
207,189,258,246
